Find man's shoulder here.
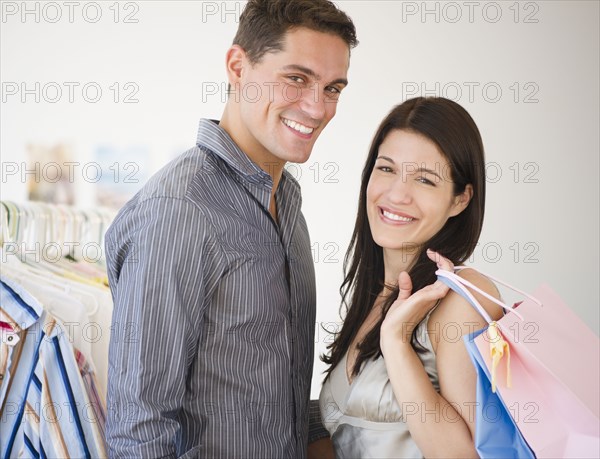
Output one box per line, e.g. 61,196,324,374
137,146,216,201
108,145,227,231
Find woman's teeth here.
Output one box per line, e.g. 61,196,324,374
383,210,413,222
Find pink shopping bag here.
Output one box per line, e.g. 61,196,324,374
438,267,600,458
473,284,599,458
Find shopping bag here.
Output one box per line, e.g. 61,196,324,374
464,328,535,458
438,270,535,458
438,268,600,459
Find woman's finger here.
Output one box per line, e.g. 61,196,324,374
426,249,454,271
407,280,449,306
398,271,412,301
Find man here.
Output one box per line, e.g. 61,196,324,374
104,1,357,457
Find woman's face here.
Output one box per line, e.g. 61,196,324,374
366,129,471,256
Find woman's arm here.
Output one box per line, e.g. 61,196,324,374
307,399,335,459
381,257,502,458
307,438,336,459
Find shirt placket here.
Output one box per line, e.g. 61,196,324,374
275,177,304,445
0,323,23,411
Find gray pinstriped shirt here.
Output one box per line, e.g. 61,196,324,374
104,119,316,458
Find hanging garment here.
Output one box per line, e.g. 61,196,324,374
0,277,107,459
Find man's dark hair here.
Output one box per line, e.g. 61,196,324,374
233,0,358,64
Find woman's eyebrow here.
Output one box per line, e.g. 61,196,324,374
375,155,394,163
375,157,443,179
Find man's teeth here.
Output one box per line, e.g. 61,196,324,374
283,118,314,134
383,210,413,222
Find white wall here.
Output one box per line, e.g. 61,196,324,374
2,1,598,398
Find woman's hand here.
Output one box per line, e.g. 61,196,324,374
380,249,454,352
381,250,483,459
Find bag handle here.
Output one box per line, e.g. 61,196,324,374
453,266,543,307
436,269,495,323
435,266,542,392
435,268,524,323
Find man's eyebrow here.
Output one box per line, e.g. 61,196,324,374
375,156,443,178
281,64,348,87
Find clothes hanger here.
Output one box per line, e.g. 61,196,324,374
5,266,99,317
0,202,11,247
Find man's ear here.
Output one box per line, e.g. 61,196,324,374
449,184,473,217
225,45,246,86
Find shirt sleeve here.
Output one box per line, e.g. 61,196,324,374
104,197,220,458
308,399,331,444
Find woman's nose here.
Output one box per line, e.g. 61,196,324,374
386,176,413,204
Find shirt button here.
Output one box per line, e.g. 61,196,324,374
2,332,20,346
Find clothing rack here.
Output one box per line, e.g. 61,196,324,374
1,200,115,263
1,201,115,458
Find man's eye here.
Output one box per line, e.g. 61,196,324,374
288,76,305,84
324,86,342,100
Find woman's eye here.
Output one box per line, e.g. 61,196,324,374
417,176,435,186
377,166,394,173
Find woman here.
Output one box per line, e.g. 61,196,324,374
318,97,503,458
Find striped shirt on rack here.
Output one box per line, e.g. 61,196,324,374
0,276,107,458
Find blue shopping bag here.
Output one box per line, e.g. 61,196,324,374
464,329,535,459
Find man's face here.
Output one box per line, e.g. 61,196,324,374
231,27,350,169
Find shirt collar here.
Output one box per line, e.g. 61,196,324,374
195,119,303,219
0,277,43,332
196,119,273,186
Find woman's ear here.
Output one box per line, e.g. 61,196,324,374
225,44,246,86
449,184,473,217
